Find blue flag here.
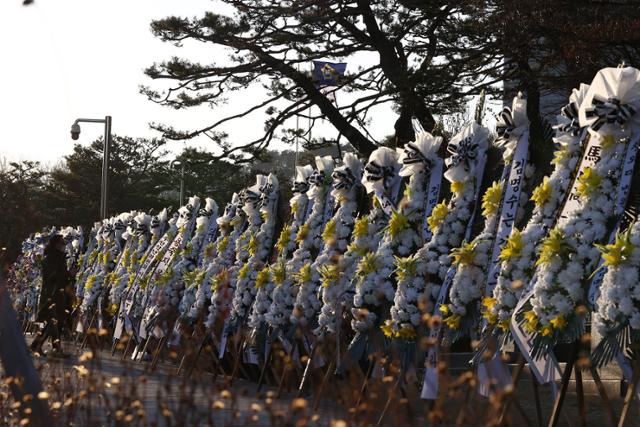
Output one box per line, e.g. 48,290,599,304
313,61,347,87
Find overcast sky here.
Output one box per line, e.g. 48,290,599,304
0,0,411,166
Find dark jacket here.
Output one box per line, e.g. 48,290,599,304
37,248,72,323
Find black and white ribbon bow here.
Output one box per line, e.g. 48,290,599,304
244,189,262,209
556,101,582,137
402,142,434,170
585,96,637,132
182,204,194,220
332,167,358,190
445,136,479,174
364,161,396,190
150,216,160,230
495,107,516,143
259,183,274,207
135,223,149,236
291,180,310,194
308,170,326,187
197,207,212,219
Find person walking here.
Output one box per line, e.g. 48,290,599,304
30,234,75,356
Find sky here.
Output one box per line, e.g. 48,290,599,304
0,0,402,166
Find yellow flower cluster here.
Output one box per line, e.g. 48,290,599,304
394,255,417,281
535,228,567,266
210,269,229,292
481,181,503,217
451,180,466,194
523,310,566,336
356,253,379,278
596,228,635,267
322,220,337,245
451,241,478,267
380,320,417,339
353,215,370,239
318,264,341,288
238,263,250,280
388,210,410,239
217,236,230,254
427,202,449,231
296,223,311,243
576,167,602,198
271,261,286,285
275,225,292,255
294,263,312,284
499,229,524,261
254,267,271,289
531,177,553,207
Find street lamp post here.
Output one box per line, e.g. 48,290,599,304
70,116,112,219
171,160,186,206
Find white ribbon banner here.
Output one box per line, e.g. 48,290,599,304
421,153,487,400
422,159,444,242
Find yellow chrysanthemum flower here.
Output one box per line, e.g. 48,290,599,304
482,181,503,217
275,225,292,255
318,264,341,288
381,320,395,338
294,263,312,284
427,202,449,231
541,325,553,337
322,219,337,244
498,319,511,332
238,263,250,280
397,325,417,339
247,234,259,256
388,210,410,239
576,167,602,198
254,267,270,289
451,181,465,194
439,304,450,316
551,146,568,165
596,228,635,267
444,314,461,329
499,229,524,261
217,236,230,253
536,228,567,266
550,315,567,330
451,241,478,267
356,253,379,278
523,310,538,333
394,255,417,281
531,177,553,207
272,261,286,285
296,223,311,243
353,215,370,239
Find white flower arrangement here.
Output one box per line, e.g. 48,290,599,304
593,222,640,337
177,198,219,318
486,85,590,332
291,155,363,329
146,197,201,321
228,174,280,329
263,157,334,331
109,212,152,311
389,122,489,335
350,147,404,334
203,194,248,330
525,67,640,341
80,218,119,314
246,166,314,332
382,132,446,339
313,153,365,338
443,98,530,337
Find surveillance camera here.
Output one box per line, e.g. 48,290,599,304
70,123,81,140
